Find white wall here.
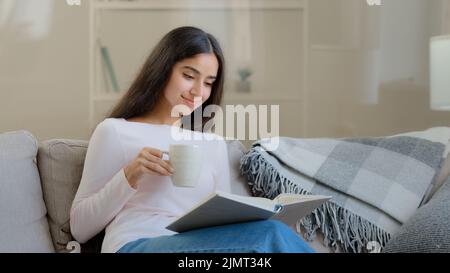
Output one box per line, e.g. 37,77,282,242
0,0,90,141
306,0,450,138
379,0,431,85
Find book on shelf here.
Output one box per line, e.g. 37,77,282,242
166,190,331,233
100,46,120,93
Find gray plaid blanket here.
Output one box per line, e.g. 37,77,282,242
240,132,448,252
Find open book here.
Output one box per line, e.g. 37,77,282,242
166,191,331,233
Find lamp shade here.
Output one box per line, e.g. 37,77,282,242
430,35,450,111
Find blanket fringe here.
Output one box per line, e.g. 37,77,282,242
240,148,391,253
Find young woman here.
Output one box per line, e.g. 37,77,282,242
70,26,314,253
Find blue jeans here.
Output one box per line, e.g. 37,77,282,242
117,220,315,253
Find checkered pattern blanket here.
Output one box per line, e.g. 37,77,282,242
240,130,449,252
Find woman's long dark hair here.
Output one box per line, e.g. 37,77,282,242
108,26,225,132
109,26,225,130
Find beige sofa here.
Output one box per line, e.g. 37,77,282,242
1,130,449,253
0,130,262,253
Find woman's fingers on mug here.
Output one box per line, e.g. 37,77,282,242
143,152,173,174
143,147,164,158
163,160,174,174
141,160,171,176
163,160,173,172
137,147,175,176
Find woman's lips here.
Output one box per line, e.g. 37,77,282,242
181,96,195,108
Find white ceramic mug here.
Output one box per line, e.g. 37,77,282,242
163,144,203,188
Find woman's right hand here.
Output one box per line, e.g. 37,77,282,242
124,147,174,189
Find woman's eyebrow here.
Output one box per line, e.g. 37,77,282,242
183,65,216,80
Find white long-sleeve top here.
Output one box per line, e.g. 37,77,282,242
70,118,231,253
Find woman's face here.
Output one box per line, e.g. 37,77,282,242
163,53,219,114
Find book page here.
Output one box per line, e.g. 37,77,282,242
166,192,277,233
166,191,331,233
216,191,276,211
274,193,328,205
270,195,331,226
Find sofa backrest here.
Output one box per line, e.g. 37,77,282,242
37,138,252,253
0,131,54,253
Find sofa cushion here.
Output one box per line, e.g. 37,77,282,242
38,139,90,252
383,175,450,253
0,131,54,253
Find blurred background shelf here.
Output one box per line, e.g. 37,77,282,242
89,0,308,139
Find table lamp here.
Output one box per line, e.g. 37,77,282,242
430,35,450,111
